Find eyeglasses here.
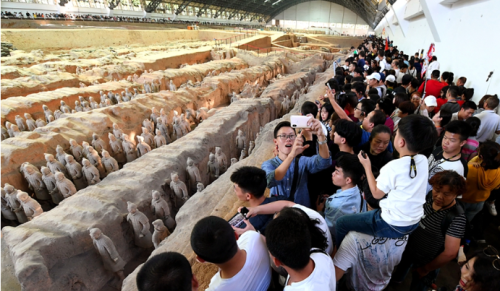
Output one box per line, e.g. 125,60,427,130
276,134,296,141
354,107,362,111
483,245,500,271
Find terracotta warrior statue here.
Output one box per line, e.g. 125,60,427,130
87,146,106,178
169,80,177,91
65,155,87,190
22,163,51,202
186,157,202,195
92,133,107,153
151,190,176,231
230,157,238,167
60,100,71,112
136,136,151,157
55,172,77,199
55,145,69,166
45,153,70,179
4,184,28,223
75,101,83,112
82,158,101,185
215,146,228,174
207,152,220,182
108,133,126,165
169,172,189,209
142,119,154,136
35,118,46,128
112,123,124,140
126,201,153,248
89,228,126,281
15,115,27,131
152,219,171,249
140,127,155,149
150,107,160,126
154,129,167,148
236,129,246,152
195,182,205,195
41,166,64,205
17,191,43,221
42,105,53,122
1,189,17,225
24,113,37,131
156,117,171,143
69,139,84,162
248,140,255,155
122,134,137,162
101,150,119,175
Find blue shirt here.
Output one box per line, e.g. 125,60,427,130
324,186,364,240
249,196,280,235
262,154,332,208
357,59,366,71
358,128,393,153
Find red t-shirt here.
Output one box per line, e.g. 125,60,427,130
434,97,448,113
418,80,446,99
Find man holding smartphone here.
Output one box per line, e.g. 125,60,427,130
261,117,331,208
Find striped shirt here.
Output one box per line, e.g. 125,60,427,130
405,196,466,266
462,137,479,162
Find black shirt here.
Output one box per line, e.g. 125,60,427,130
249,196,279,236
359,142,393,173
405,195,466,266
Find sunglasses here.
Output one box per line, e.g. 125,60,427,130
483,245,500,271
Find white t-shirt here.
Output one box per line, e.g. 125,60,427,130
377,155,429,226
285,251,336,291
207,231,271,291
379,59,387,72
426,61,440,79
475,110,500,142
293,204,334,255
333,231,408,291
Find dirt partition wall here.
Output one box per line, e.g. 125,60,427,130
121,65,333,291
1,58,247,125
1,97,277,291
1,56,285,193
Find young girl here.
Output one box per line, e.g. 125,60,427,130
455,247,500,291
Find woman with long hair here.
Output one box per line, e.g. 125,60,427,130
455,246,500,291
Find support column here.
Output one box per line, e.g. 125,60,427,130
419,0,451,42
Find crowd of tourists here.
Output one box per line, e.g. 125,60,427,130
0,10,265,28
134,36,500,291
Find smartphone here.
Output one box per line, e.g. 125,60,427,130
315,100,320,105
360,150,367,159
228,212,247,229
327,83,332,91
290,115,311,129
240,207,249,219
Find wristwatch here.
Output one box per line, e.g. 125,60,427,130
317,136,327,145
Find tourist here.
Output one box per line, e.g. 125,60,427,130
427,120,471,192
335,115,438,248
432,107,453,137
319,103,334,135
462,117,481,162
353,99,375,126
190,216,271,291
451,101,477,121
440,86,461,113
261,120,331,208
457,76,467,87
426,56,440,79
230,166,275,235
265,208,336,290
137,252,199,291
461,141,500,222
393,101,416,134
474,95,500,142
358,125,393,172
376,97,396,133
418,70,445,98
391,170,467,290
333,179,407,291
316,154,365,241
454,246,500,291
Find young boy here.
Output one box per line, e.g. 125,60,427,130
335,115,438,248
231,166,276,235
316,154,365,240
266,210,336,290
191,216,271,291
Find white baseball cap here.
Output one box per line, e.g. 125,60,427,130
385,75,396,83
424,96,437,107
366,73,381,81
